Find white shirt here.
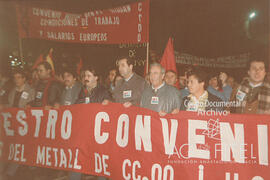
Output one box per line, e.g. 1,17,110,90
249,82,263,88
125,73,134,82
152,82,165,93
187,91,208,112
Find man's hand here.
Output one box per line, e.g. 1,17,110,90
171,108,179,114
123,102,132,108
102,99,110,105
23,104,31,109
44,105,52,110
159,111,167,116
54,103,60,109
25,104,31,109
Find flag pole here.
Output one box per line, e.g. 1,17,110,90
145,0,150,75
18,37,24,62
146,42,149,74
15,2,24,63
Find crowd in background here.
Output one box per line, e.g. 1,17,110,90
1,55,269,114
0,55,270,179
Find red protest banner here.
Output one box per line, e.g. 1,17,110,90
15,0,149,44
0,103,269,179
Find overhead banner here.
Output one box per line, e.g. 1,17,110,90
15,0,149,44
175,52,250,68
0,103,269,180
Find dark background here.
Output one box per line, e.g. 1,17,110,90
0,0,269,80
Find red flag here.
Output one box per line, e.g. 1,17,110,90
77,58,83,75
160,38,180,88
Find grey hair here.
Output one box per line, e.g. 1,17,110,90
150,63,165,74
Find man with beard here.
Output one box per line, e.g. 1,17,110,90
54,68,82,107
26,62,63,179
77,66,111,104
112,56,145,107
31,61,62,108
56,66,109,180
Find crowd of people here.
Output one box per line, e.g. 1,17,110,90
0,55,270,179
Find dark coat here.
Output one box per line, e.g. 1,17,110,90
76,84,112,104
31,79,63,107
8,83,35,108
